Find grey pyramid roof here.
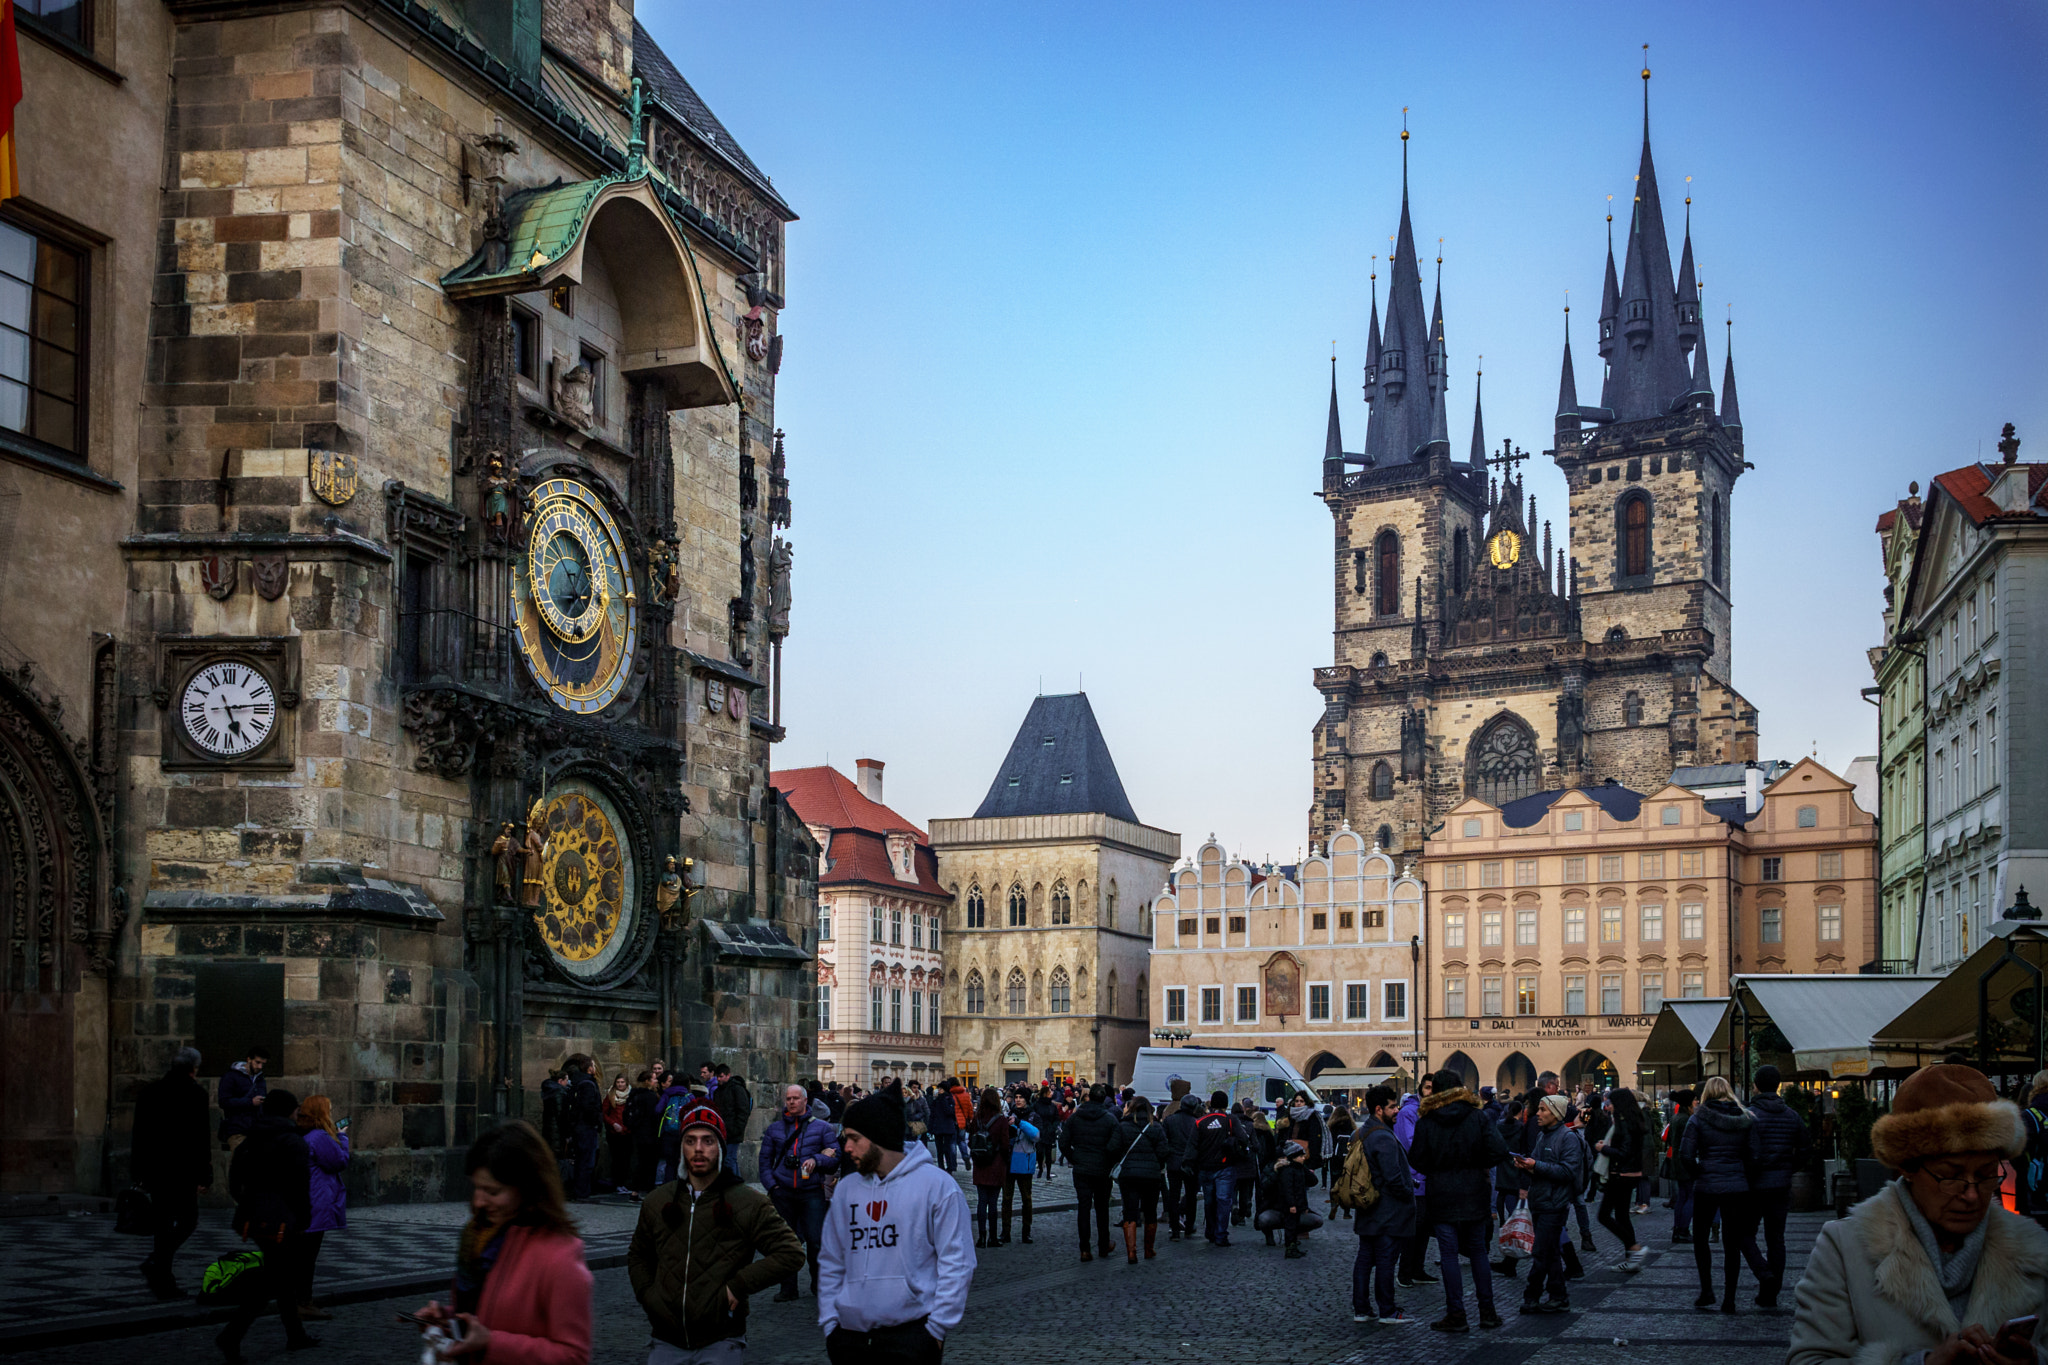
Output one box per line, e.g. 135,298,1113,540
1720,324,1742,430
1363,145,1436,465
973,693,1140,824
1324,358,1346,463
1556,312,1580,423
1468,370,1486,466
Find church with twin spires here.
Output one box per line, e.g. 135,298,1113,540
1311,70,1759,854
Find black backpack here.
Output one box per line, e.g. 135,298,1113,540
969,1120,998,1164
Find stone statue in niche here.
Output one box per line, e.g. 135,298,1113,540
518,800,549,908
656,855,686,929
768,538,793,638
648,535,680,606
482,453,518,544
489,821,518,903
1556,692,1585,763
554,363,594,429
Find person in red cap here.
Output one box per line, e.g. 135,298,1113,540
1790,1064,2048,1365
628,1103,803,1365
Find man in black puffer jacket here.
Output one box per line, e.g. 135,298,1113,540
1060,1084,1121,1260
1744,1065,1809,1304
1161,1093,1202,1240
1407,1071,1510,1334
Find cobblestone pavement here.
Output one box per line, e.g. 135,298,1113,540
9,1200,1822,1365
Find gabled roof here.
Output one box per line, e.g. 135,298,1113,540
772,765,949,899
973,693,1139,825
632,20,792,216
1931,463,2048,526
1497,781,1645,829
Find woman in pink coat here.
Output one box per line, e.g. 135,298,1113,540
415,1121,592,1365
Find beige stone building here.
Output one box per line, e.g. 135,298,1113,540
933,694,1178,1090
776,760,948,1088
1420,758,1875,1093
1147,829,1424,1080
0,0,816,1197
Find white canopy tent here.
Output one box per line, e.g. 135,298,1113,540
1637,998,1731,1080
1710,974,1942,1081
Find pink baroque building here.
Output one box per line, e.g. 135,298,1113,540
776,760,949,1088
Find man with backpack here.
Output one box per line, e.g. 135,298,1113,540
655,1072,697,1185
1344,1085,1416,1325
711,1064,755,1177
1161,1093,1202,1240
758,1084,840,1301
1191,1090,1248,1248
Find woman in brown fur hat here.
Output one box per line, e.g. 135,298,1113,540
1789,1064,2048,1365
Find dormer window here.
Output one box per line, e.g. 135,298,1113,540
1042,736,1055,748
1626,299,1650,321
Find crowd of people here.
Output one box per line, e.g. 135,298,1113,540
123,1044,2048,1365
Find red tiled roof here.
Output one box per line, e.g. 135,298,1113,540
1875,509,1895,532
814,829,949,899
1932,464,2048,526
771,765,948,898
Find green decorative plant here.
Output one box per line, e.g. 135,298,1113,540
1834,1081,1877,1164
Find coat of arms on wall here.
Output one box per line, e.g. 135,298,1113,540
199,554,237,601
308,448,359,506
252,554,289,601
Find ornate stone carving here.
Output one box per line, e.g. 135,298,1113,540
252,554,289,601
402,689,481,779
199,554,236,600
768,538,792,640
554,363,594,430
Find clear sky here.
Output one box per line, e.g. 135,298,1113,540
643,2,2048,866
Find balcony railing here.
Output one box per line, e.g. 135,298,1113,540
1860,959,1918,975
395,605,517,689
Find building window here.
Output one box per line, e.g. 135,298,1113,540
1601,903,1624,944
1761,906,1783,943
1516,976,1538,1016
1107,882,1118,928
930,920,939,953
1623,691,1643,727
1177,917,1196,940
1681,971,1705,999
1205,916,1221,935
1515,859,1539,887
1376,823,1394,852
1383,981,1407,1021
1308,983,1331,1021
965,971,985,1014
1221,915,1242,936
1599,854,1623,882
1166,988,1187,1023
1462,818,1482,838
1820,903,1842,941
1480,861,1504,888
1564,974,1586,1015
1371,761,1393,801
1639,852,1664,879
818,982,832,1025
1445,911,1465,949
1641,973,1664,1014
871,985,884,1031
890,988,903,1033
1620,494,1651,579
1818,851,1843,880
1444,977,1466,1016
1008,885,1027,926
0,221,86,457
1516,906,1538,946
1345,983,1370,1020
1049,881,1072,925
1796,804,1819,828
1565,904,1586,944
18,0,89,43
1236,986,1258,1022
1562,811,1586,834
871,907,883,942
1640,902,1664,941
1005,969,1026,1014
1481,909,1503,947
911,914,922,949
1048,967,1071,1014
1453,527,1469,593
1471,715,1541,807
1480,976,1503,1017
819,908,833,940
1376,530,1400,615
1600,974,1623,1015
511,304,539,381
1312,912,1328,931
1680,901,1705,939
1989,709,1998,785
1679,851,1705,878
1200,986,1222,1023
1564,856,1587,884
890,908,903,945
957,1061,979,1089
966,885,986,928
1442,863,1467,889
1969,724,1980,796
1661,805,1681,826
1761,857,1783,883
1364,908,1385,929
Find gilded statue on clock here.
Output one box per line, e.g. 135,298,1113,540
510,476,639,714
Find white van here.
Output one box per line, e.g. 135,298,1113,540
1127,1046,1320,1117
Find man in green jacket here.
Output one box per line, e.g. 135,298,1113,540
630,1104,805,1364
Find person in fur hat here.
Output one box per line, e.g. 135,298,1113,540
1789,1064,2048,1365
1408,1069,1511,1334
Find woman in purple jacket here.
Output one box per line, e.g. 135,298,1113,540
294,1095,350,1319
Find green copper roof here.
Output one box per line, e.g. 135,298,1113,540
442,176,618,297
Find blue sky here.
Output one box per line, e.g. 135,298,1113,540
642,2,2048,864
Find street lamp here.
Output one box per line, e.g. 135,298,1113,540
1152,1028,1191,1048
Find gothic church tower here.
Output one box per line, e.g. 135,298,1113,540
1312,74,1757,854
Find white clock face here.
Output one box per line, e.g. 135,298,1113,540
180,662,278,757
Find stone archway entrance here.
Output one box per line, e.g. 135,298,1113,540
1563,1049,1619,1090
1496,1050,1537,1096
1441,1050,1480,1091
0,663,111,1192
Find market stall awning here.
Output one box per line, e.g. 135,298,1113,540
1712,974,1943,1078
1638,998,1730,1069
1874,922,2048,1056
1307,1069,1396,1092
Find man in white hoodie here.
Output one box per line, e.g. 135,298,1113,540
818,1091,974,1364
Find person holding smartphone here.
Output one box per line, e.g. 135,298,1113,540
1790,1064,2048,1365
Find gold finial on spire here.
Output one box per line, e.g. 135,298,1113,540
1642,43,1651,81
1437,235,1444,266
1685,173,1693,207
1401,105,1409,142
1606,193,1614,224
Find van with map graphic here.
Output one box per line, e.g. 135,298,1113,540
1128,1046,1321,1117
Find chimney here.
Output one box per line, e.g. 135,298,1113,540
855,758,885,804
1989,464,2035,515
1744,760,1765,817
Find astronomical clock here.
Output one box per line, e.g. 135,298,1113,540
512,477,638,715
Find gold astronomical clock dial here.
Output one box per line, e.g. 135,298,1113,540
1488,528,1522,570
512,477,638,713
533,782,639,980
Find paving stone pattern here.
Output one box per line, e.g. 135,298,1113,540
6,1200,1822,1365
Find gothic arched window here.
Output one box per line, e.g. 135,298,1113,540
1048,967,1071,1014
1469,713,1541,808
1370,651,1389,670
1106,969,1119,1014
1376,823,1394,851
1607,626,1629,643
1711,494,1725,588
1376,531,1400,616
1624,691,1643,727
1050,881,1072,925
965,970,985,1015
1005,968,1026,1014
1619,494,1652,581
966,884,985,928
1371,761,1394,801
1006,883,1026,927
1452,527,1470,594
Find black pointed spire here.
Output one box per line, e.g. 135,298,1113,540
1363,110,1436,465
1597,206,1620,360
1325,356,1345,465
1687,317,1714,408
1363,260,1381,401
1675,192,1701,351
1720,316,1742,435
1599,57,1693,420
1469,365,1486,466
1556,305,1580,433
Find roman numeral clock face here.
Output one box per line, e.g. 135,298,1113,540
180,663,278,757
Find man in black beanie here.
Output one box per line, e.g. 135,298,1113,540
840,1091,907,1165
